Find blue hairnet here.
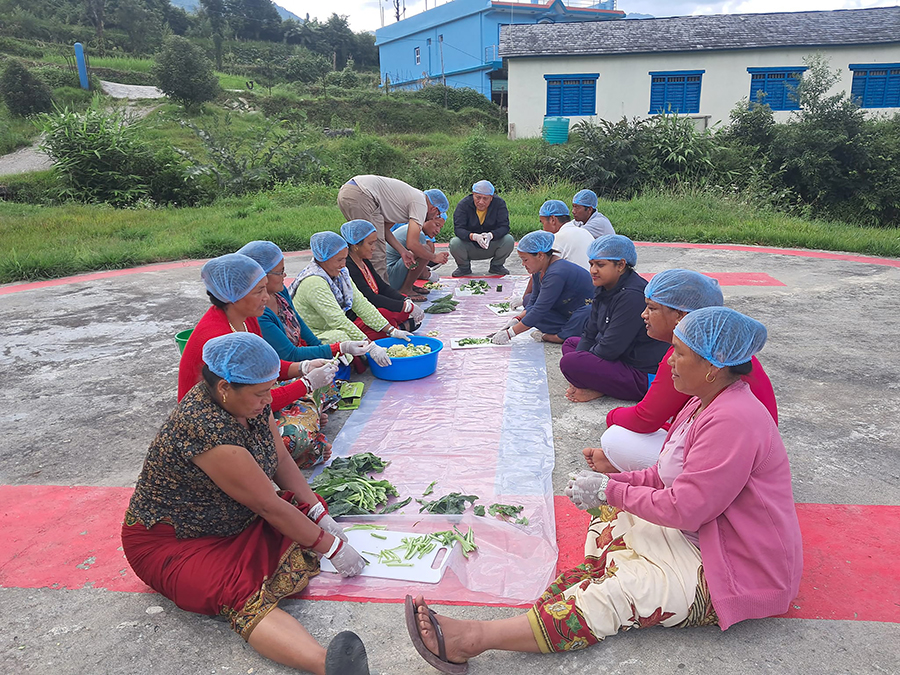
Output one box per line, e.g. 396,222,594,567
673,306,767,368
645,269,724,312
517,230,555,254
424,188,449,220
539,199,569,217
341,219,377,245
573,189,598,209
587,234,637,267
472,180,495,196
202,333,281,385
201,254,267,304
310,231,348,262
236,240,283,273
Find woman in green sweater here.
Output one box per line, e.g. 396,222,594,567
289,232,411,366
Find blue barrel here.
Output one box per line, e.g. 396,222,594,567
542,116,570,144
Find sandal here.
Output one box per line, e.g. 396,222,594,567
325,631,370,675
404,595,468,674
405,292,428,303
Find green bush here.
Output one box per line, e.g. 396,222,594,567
456,127,509,190
37,102,201,207
0,60,53,117
0,170,60,205
152,35,221,111
51,86,94,109
31,65,82,90
413,84,497,114
0,37,45,59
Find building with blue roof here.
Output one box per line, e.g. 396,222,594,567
375,0,623,104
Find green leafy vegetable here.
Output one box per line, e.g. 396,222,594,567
489,302,511,311
459,279,491,294
422,480,437,496
417,492,479,514
424,294,460,314
311,453,398,516
488,503,529,526
474,505,485,517
458,337,491,346
379,496,412,514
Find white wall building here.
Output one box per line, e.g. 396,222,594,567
499,7,900,139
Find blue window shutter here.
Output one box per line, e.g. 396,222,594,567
581,79,596,115
750,74,766,104
650,77,666,113
865,70,887,107
887,70,900,107
546,79,561,115
685,75,701,113
747,68,805,111
561,79,580,115
668,78,685,113
851,71,867,105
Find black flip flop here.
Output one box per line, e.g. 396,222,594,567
404,595,468,674
325,631,370,675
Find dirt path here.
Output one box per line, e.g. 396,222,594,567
0,80,164,179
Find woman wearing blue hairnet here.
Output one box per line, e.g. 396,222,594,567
341,220,425,332
560,235,668,403
290,232,413,366
584,269,778,473
179,253,340,469
405,308,801,673
489,231,594,345
126,333,371,675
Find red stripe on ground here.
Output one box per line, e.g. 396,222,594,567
635,242,900,268
553,497,900,624
2,485,897,623
3,242,894,296
640,272,786,287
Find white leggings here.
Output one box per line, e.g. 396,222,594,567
600,425,669,472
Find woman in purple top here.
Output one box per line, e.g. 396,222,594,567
405,307,802,674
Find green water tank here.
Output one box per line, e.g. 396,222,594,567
542,116,570,144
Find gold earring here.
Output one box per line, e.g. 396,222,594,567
705,371,716,383
222,392,228,404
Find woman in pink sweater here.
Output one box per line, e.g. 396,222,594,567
586,268,778,473
405,307,802,674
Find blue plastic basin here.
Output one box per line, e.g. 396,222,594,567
368,336,443,381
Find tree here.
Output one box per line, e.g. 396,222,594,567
0,61,53,117
152,35,221,111
83,0,106,54
111,0,164,54
199,0,228,70
225,0,281,41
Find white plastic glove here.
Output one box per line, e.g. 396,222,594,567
299,358,330,375
410,303,425,324
326,540,367,577
502,316,520,330
483,232,494,245
308,502,348,542
491,327,513,345
388,327,413,342
338,340,370,357
301,361,338,391
565,471,610,511
476,233,490,249
366,343,392,367
509,295,525,309
403,298,414,313
429,270,441,283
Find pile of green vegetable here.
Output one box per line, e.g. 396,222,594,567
459,279,492,295
489,302,511,312
458,337,491,346
386,343,432,357
424,294,460,314
311,453,399,517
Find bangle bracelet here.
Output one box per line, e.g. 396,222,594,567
310,528,326,551
324,536,341,559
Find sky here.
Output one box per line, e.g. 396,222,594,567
278,0,899,32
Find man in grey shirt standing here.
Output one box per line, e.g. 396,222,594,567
338,175,450,279
571,189,615,239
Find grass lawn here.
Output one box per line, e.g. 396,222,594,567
1,184,897,284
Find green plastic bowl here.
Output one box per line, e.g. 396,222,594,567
174,329,193,355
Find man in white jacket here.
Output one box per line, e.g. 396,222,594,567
540,199,594,271
571,189,615,239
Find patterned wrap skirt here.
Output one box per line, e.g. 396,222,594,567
273,380,341,469
121,492,320,641
527,506,718,653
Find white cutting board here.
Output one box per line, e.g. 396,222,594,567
319,529,456,583
450,338,510,349
487,303,518,317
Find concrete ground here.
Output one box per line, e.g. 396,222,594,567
1,244,898,674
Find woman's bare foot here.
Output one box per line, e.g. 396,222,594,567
322,441,333,463
542,333,564,344
414,597,476,664
582,447,618,473
565,386,604,403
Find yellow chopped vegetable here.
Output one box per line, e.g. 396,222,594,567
386,344,433,358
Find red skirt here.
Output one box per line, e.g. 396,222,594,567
353,307,412,341
121,492,320,640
